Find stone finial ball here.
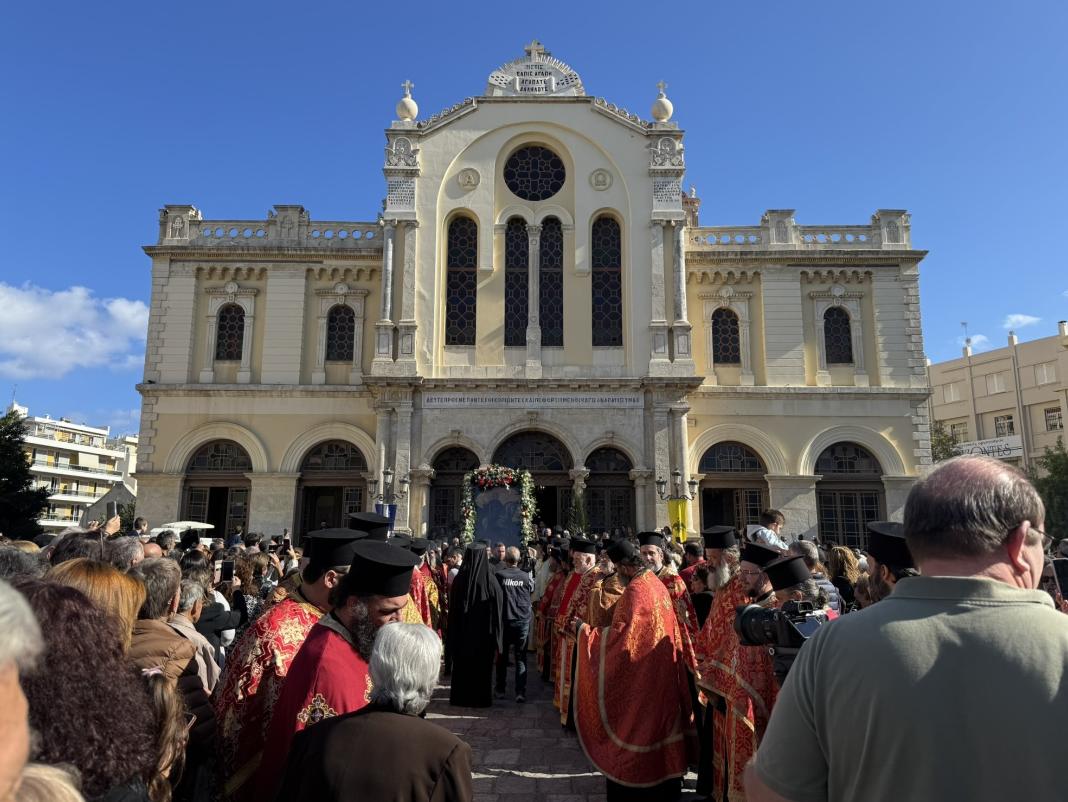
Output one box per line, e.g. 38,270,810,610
651,95,673,123
396,96,418,122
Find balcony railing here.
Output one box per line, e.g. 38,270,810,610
31,460,122,478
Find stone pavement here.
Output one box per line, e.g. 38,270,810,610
426,666,700,801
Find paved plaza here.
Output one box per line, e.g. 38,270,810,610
427,668,700,801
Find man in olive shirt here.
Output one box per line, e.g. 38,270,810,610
746,455,1068,802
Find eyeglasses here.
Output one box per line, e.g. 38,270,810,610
1033,528,1052,551
739,569,762,577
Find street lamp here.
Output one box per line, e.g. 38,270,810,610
655,469,698,501
368,467,410,505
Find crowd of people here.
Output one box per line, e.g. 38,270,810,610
0,453,1065,802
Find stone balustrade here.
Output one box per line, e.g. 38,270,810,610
157,204,381,249
688,209,912,251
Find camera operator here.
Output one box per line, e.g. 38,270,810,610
739,542,780,607
864,520,917,604
746,455,1068,802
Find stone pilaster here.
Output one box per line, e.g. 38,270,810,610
372,221,396,372
670,224,695,373
525,223,543,379
881,476,916,523
133,473,184,531
407,465,435,537
765,475,820,541
392,403,414,533
374,406,391,493
628,468,653,531
648,223,671,375
652,405,672,529
396,221,420,375
247,473,300,536
670,403,695,535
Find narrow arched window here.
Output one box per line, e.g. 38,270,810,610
445,216,477,346
215,304,245,361
325,304,356,361
591,216,622,347
711,307,740,364
503,217,528,347
540,217,564,347
824,306,854,364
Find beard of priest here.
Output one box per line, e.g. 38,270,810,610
254,540,420,800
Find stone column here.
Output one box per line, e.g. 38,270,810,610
670,403,695,536
628,468,653,532
407,466,435,537
237,309,254,384
392,403,414,533
568,467,590,532
670,224,694,370
525,223,543,378
648,223,671,375
373,220,396,370
652,405,672,529
765,475,821,541
374,405,391,496
881,476,915,523
246,473,300,536
396,222,419,374
134,473,184,531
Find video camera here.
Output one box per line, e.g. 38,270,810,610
733,600,828,683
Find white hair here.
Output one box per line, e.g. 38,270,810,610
177,579,204,614
368,623,441,716
0,579,42,671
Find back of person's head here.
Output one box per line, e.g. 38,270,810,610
178,529,200,552
250,551,270,580
104,536,143,572
242,531,260,549
904,455,1045,563
130,558,181,620
760,509,785,528
156,531,177,551
49,533,104,566
368,623,442,716
0,546,46,581
132,517,148,533
47,559,146,653
828,545,860,584
0,579,41,673
447,546,464,561
693,564,711,588
176,579,204,616
504,546,521,566
789,540,826,573
7,541,39,555
12,580,156,799
179,552,213,598
13,763,85,802
141,671,186,801
684,542,703,559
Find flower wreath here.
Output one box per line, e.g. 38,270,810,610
460,464,538,543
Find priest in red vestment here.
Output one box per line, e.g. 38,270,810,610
254,539,420,799
638,531,700,675
573,540,695,801
392,534,435,627
536,551,566,679
553,538,602,727
214,528,363,802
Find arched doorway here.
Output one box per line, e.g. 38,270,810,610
815,442,885,548
584,447,634,534
297,440,369,537
428,447,480,540
492,431,574,529
698,441,769,534
182,440,252,537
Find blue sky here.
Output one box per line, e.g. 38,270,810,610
1,1,1064,435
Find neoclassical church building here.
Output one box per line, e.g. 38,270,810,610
136,43,931,547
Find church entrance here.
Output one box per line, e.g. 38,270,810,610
584,447,635,536
697,442,769,535
295,441,369,539
492,431,574,531
428,447,480,540
181,440,251,538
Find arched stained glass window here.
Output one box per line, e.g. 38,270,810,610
824,307,854,364
816,442,884,548
492,432,573,472
711,307,741,364
503,146,565,202
699,442,765,474
300,440,368,472
591,216,622,347
445,216,477,346
325,305,356,361
585,447,633,473
540,217,564,347
815,443,882,476
215,304,245,361
503,218,528,347
186,440,252,472
432,447,480,473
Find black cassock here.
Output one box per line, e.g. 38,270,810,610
448,544,503,707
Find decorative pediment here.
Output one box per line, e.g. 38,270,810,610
485,41,585,97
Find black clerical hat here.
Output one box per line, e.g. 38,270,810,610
701,525,737,549
408,537,431,556
638,531,667,550
305,528,365,570
348,511,392,541
866,521,913,569
606,539,637,563
740,541,780,568
569,537,597,554
389,534,413,549
348,541,420,597
764,556,812,590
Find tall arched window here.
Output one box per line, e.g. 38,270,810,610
325,305,356,361
445,216,478,346
183,440,251,536
540,217,564,347
698,441,768,533
429,447,480,538
816,442,884,548
823,306,854,364
711,307,741,364
215,304,245,361
503,217,528,347
591,216,622,347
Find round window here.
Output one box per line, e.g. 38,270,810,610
503,145,565,201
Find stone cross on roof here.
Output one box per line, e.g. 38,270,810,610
401,79,414,97
657,80,667,95
524,40,546,58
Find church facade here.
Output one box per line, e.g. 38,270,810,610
136,43,931,548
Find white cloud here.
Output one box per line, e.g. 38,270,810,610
0,283,148,379
57,407,141,435
1003,313,1041,330
957,333,991,352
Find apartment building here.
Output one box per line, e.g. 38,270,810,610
928,322,1068,470
11,403,138,530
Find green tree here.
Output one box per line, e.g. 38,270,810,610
118,501,137,533
0,410,50,537
1033,437,1068,545
930,420,958,462
568,487,589,536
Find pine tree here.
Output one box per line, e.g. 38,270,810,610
0,410,50,537
930,420,958,463
1033,437,1068,547
568,487,589,536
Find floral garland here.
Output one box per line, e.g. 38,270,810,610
460,465,538,543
